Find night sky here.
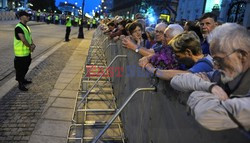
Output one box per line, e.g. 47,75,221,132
55,0,101,14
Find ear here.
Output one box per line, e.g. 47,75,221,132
185,49,193,56
238,50,248,63
215,22,218,26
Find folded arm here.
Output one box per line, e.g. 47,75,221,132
188,91,250,131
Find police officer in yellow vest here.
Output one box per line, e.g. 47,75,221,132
14,11,36,91
78,18,84,39
87,19,91,30
36,10,40,22
55,15,59,24
92,18,96,28
65,15,72,42
47,14,52,24
74,16,79,27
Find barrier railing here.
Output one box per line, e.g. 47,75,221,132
92,27,250,143
0,11,16,21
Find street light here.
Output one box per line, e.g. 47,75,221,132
75,2,78,5
65,1,67,4
104,6,107,9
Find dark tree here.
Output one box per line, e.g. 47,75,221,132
29,0,56,11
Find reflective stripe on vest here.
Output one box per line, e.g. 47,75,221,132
14,23,32,57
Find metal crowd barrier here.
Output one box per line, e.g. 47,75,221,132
96,27,249,143
0,11,16,21
67,26,249,143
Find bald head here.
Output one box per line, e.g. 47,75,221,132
164,24,184,45
155,23,167,42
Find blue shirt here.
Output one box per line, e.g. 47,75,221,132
151,43,163,53
188,55,213,73
201,39,210,55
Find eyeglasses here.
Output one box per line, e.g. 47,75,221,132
155,30,164,34
212,50,237,68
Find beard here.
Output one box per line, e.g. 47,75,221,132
220,73,235,84
220,64,243,84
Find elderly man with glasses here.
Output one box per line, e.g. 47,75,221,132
170,23,250,131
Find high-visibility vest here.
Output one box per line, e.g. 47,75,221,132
93,19,96,24
79,19,82,25
14,23,32,57
87,20,90,24
47,16,51,20
75,17,79,22
55,15,59,20
36,12,40,16
66,17,72,27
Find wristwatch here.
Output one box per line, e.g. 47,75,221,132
135,45,141,53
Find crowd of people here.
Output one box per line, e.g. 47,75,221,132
99,12,250,133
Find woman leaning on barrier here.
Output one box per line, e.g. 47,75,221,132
122,22,155,56
139,31,214,80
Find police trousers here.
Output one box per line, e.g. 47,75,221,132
14,55,31,82
65,27,71,41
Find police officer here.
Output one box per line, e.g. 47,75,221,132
47,14,51,24
36,10,40,22
78,17,84,39
74,16,79,27
55,14,59,24
14,11,36,91
92,18,96,28
65,15,72,42
87,19,91,30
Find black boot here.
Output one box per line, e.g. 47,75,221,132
23,79,32,84
18,82,28,91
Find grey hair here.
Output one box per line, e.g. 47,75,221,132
156,22,168,30
208,23,250,54
145,27,155,40
166,24,184,39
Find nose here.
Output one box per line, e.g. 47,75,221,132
202,24,208,29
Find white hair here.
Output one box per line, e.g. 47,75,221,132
166,24,184,38
208,23,250,54
156,22,168,30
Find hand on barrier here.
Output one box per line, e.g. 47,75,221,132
122,37,136,50
139,56,151,69
113,36,119,41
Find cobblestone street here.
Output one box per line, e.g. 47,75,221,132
0,38,84,143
